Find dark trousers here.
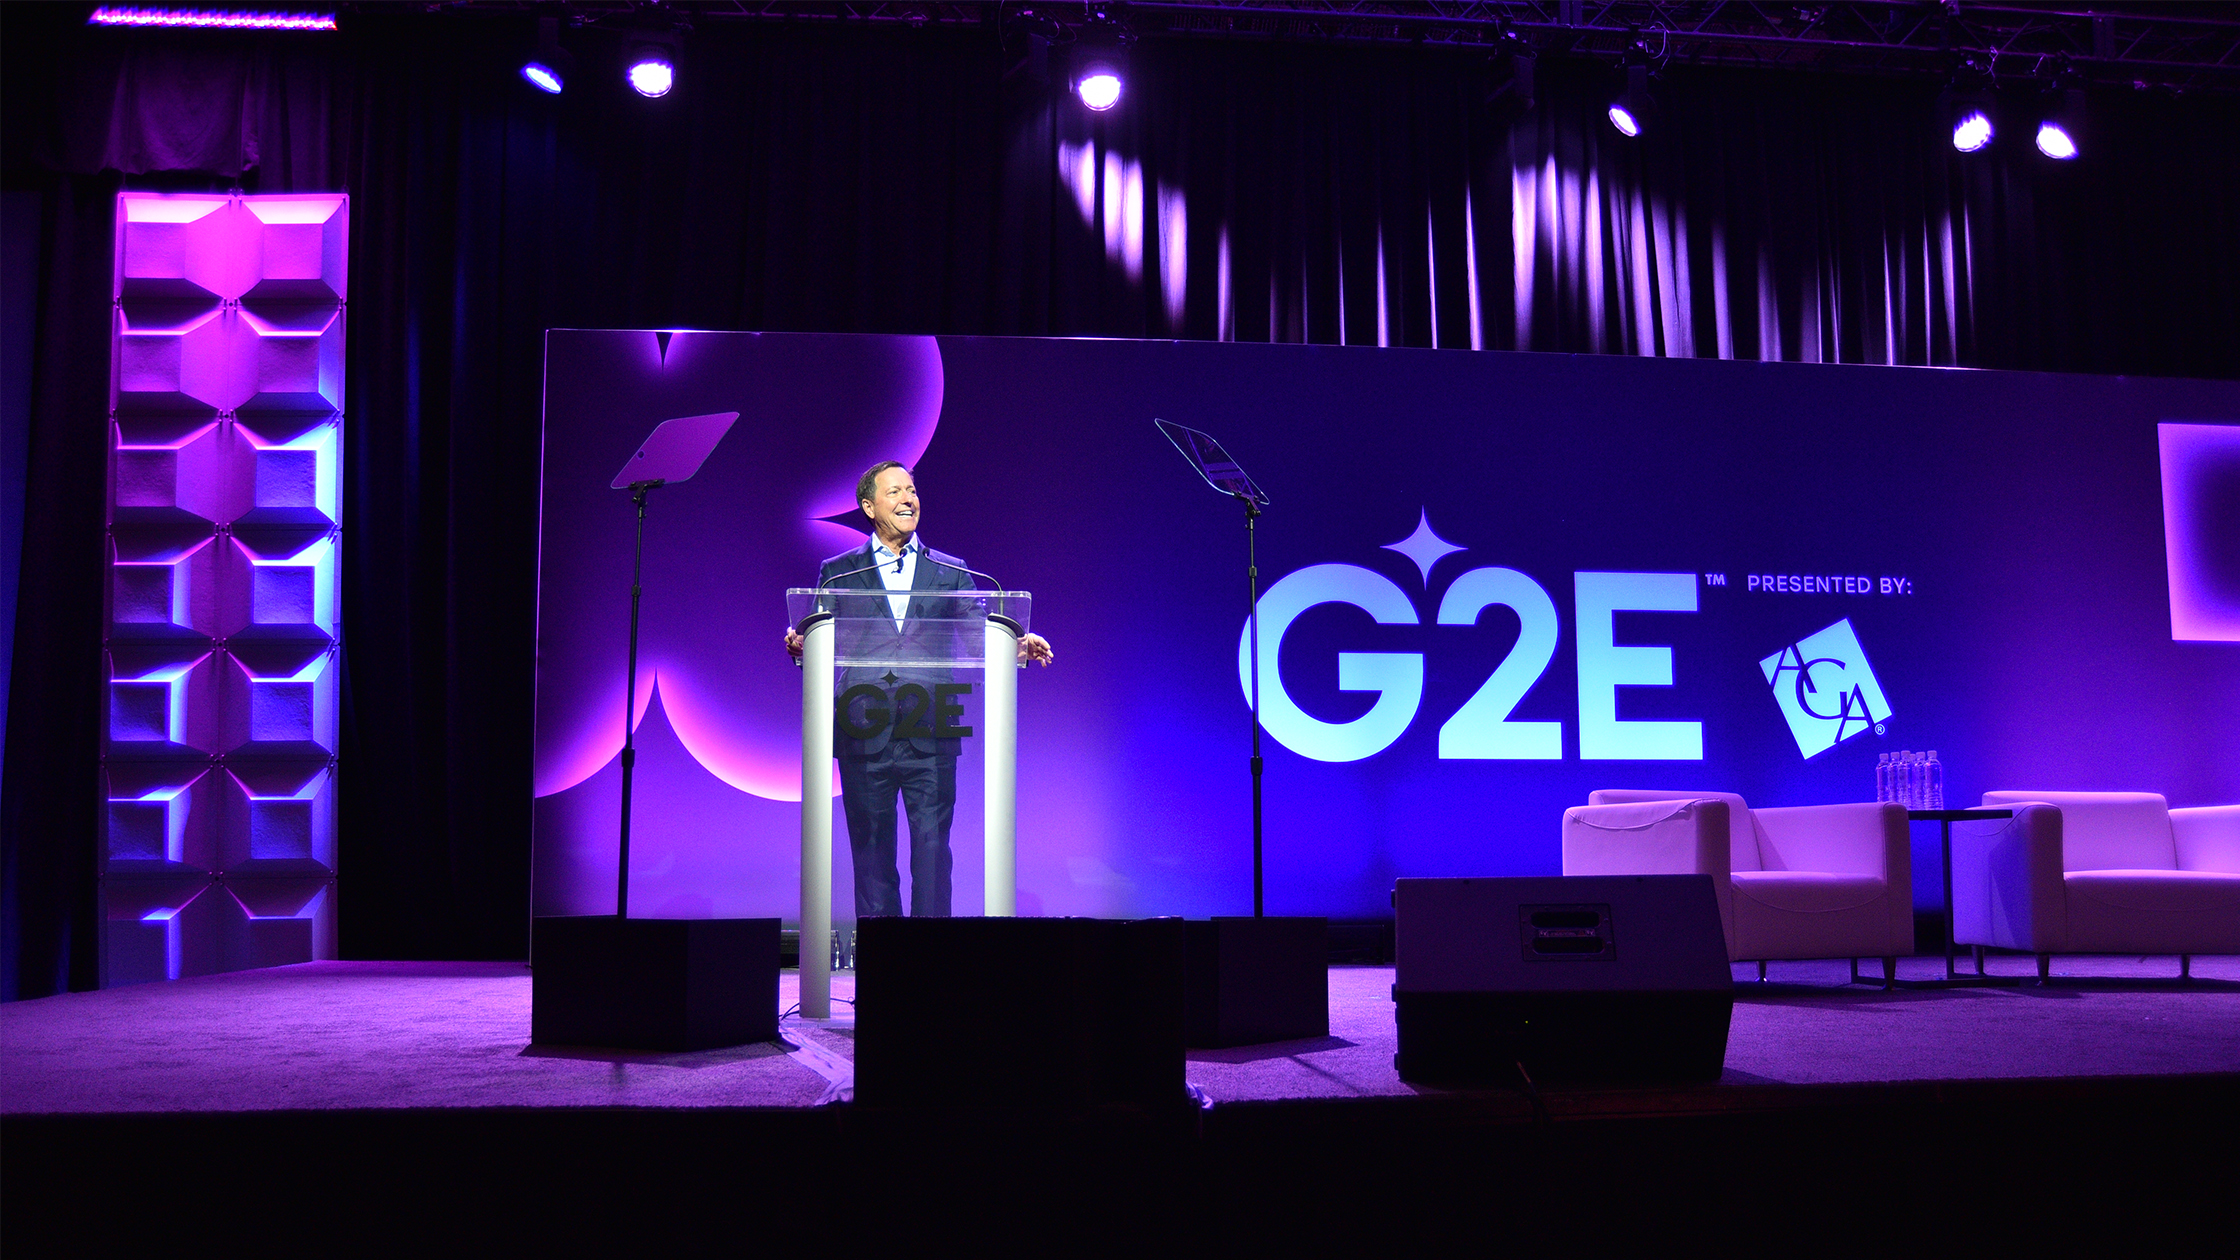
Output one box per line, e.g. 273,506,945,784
838,741,956,918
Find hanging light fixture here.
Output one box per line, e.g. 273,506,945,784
1484,25,1537,117
1608,63,1655,137
1069,10,1134,112
2036,67,2087,159
1074,55,1124,111
1942,57,1998,153
520,16,573,95
624,28,681,99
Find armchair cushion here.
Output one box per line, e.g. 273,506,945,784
1567,793,1910,963
1563,798,1734,956
2173,805,2240,873
1755,803,1894,877
1980,791,2176,871
1956,794,2240,955
1586,789,1763,871
2064,870,2240,954
1732,872,1897,960
1731,871,1887,915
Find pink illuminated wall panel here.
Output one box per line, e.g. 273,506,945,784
104,192,346,985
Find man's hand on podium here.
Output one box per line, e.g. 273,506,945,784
785,626,1051,665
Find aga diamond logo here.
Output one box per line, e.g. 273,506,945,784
1759,618,1891,758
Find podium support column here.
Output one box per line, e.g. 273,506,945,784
983,616,1020,916
799,616,835,1018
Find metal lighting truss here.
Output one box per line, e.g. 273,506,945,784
547,2,2238,95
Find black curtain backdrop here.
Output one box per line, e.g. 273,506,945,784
5,7,2236,994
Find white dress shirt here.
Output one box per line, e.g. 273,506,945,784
871,536,917,627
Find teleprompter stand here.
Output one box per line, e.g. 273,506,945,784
531,410,779,1052
1156,419,1327,1047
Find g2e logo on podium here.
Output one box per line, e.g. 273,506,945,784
1758,619,1890,758
1237,548,1704,763
837,680,975,740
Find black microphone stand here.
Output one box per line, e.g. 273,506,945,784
1242,492,1265,918
616,477,666,918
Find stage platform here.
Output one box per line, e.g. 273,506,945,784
7,956,2238,1247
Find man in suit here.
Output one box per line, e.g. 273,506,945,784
786,461,1053,917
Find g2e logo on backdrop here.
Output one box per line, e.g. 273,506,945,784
1758,618,1890,758
1236,559,1704,764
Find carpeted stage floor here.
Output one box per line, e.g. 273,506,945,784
6,956,2239,1112
6,956,2237,1247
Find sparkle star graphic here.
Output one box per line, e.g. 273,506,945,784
880,671,900,686
1383,510,1464,584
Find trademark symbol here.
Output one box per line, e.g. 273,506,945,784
1875,723,1886,735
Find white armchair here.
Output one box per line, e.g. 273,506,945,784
1953,791,2240,978
1563,790,1913,983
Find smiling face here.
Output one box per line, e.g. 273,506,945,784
860,464,920,547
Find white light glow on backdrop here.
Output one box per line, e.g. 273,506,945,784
1061,140,1152,289
1159,182,1188,328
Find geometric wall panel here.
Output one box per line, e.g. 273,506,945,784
109,535,223,639
116,308,224,413
239,309,344,414
106,648,219,750
219,765,335,869
106,191,346,987
217,881,331,973
103,878,216,986
244,197,349,304
100,879,330,985
239,417,339,529
111,419,248,527
233,535,337,637
219,645,339,758
174,309,263,413
104,764,218,869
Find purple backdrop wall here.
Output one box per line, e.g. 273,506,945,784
535,331,2239,925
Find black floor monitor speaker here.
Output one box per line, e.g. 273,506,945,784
1394,875,1733,1085
531,916,780,1051
1184,916,1329,1047
853,916,1185,1110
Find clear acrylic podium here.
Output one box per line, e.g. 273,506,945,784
787,587,1032,1018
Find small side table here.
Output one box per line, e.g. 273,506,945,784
1910,808,2013,981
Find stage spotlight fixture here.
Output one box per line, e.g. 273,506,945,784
1068,10,1134,112
1608,64,1654,137
1075,62,1123,111
520,17,572,95
1952,109,1994,152
2036,84,2085,159
1484,29,1537,117
624,30,681,99
1002,8,1063,95
1942,59,1997,153
627,52,673,98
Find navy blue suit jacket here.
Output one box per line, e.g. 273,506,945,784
816,539,977,759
